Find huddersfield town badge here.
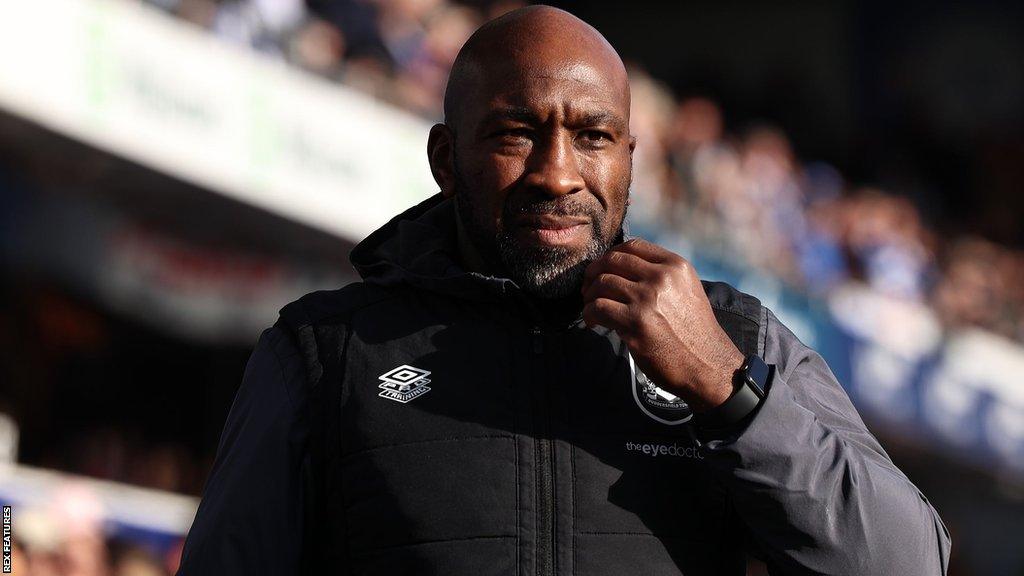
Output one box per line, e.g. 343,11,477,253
628,351,692,425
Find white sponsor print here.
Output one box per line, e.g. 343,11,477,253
625,441,703,460
377,365,432,403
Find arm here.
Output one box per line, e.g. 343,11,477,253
580,238,950,575
702,309,951,575
177,326,310,576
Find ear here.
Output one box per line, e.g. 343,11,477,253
626,135,636,206
427,123,456,198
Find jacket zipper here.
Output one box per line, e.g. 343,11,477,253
532,326,555,576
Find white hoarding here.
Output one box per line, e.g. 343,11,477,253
0,0,437,241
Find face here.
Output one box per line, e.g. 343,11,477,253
433,53,635,299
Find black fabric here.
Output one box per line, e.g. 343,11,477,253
274,194,763,574
180,192,950,575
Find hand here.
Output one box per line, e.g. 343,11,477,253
581,238,744,412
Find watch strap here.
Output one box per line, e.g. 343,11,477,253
695,355,770,430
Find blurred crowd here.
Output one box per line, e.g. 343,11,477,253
4,3,1019,575
9,484,183,576
626,83,1024,341
144,0,502,117
137,0,1024,342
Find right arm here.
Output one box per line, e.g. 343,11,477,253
177,326,310,575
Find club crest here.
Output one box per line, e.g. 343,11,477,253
628,352,692,425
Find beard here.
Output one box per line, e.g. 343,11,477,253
453,163,627,300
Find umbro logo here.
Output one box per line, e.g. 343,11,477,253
378,365,432,403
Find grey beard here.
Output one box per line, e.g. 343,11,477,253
450,146,627,299
455,191,623,299
494,222,608,299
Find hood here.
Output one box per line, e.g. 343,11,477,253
349,193,516,303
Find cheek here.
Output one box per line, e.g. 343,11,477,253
581,152,631,223
483,153,527,191
470,154,527,228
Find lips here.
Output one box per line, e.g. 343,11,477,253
515,213,590,230
513,213,591,246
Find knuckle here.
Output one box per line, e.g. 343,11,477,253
626,305,644,332
651,271,671,292
639,282,657,304
638,276,655,301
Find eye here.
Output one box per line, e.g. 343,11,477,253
493,128,532,140
579,130,612,147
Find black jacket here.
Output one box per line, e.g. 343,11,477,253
177,193,951,575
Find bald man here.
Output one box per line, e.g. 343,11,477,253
178,6,950,575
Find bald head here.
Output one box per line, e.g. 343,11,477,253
443,6,630,132
426,6,635,300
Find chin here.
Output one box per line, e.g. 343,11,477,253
507,247,593,299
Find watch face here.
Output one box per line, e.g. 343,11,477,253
746,355,770,397
629,351,693,425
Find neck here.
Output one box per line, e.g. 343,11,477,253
455,204,493,275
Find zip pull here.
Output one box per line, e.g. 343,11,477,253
531,327,544,354
685,423,704,450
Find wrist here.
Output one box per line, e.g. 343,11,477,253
688,347,745,413
694,354,772,431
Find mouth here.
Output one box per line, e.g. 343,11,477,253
513,213,591,247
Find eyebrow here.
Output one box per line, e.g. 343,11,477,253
574,110,628,133
480,106,627,133
479,106,540,127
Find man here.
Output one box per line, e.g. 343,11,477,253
178,6,950,575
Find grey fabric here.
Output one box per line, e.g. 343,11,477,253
702,309,951,574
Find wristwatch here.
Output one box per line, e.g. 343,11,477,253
695,354,771,430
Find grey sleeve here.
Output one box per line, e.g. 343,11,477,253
701,309,951,575
177,326,310,576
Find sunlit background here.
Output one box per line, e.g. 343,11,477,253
1,0,1022,574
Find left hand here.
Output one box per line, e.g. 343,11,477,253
581,238,744,412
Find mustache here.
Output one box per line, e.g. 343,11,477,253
505,196,600,219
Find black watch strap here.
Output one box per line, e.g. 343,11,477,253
695,355,770,430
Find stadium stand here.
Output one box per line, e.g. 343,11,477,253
0,1,1022,574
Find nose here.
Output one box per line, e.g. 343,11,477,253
522,132,585,197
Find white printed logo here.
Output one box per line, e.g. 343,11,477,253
378,365,432,403
629,351,693,425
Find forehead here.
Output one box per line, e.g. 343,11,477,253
465,56,629,126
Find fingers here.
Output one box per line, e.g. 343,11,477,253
582,250,650,294
583,238,688,292
582,297,633,334
611,237,674,264
582,272,636,304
